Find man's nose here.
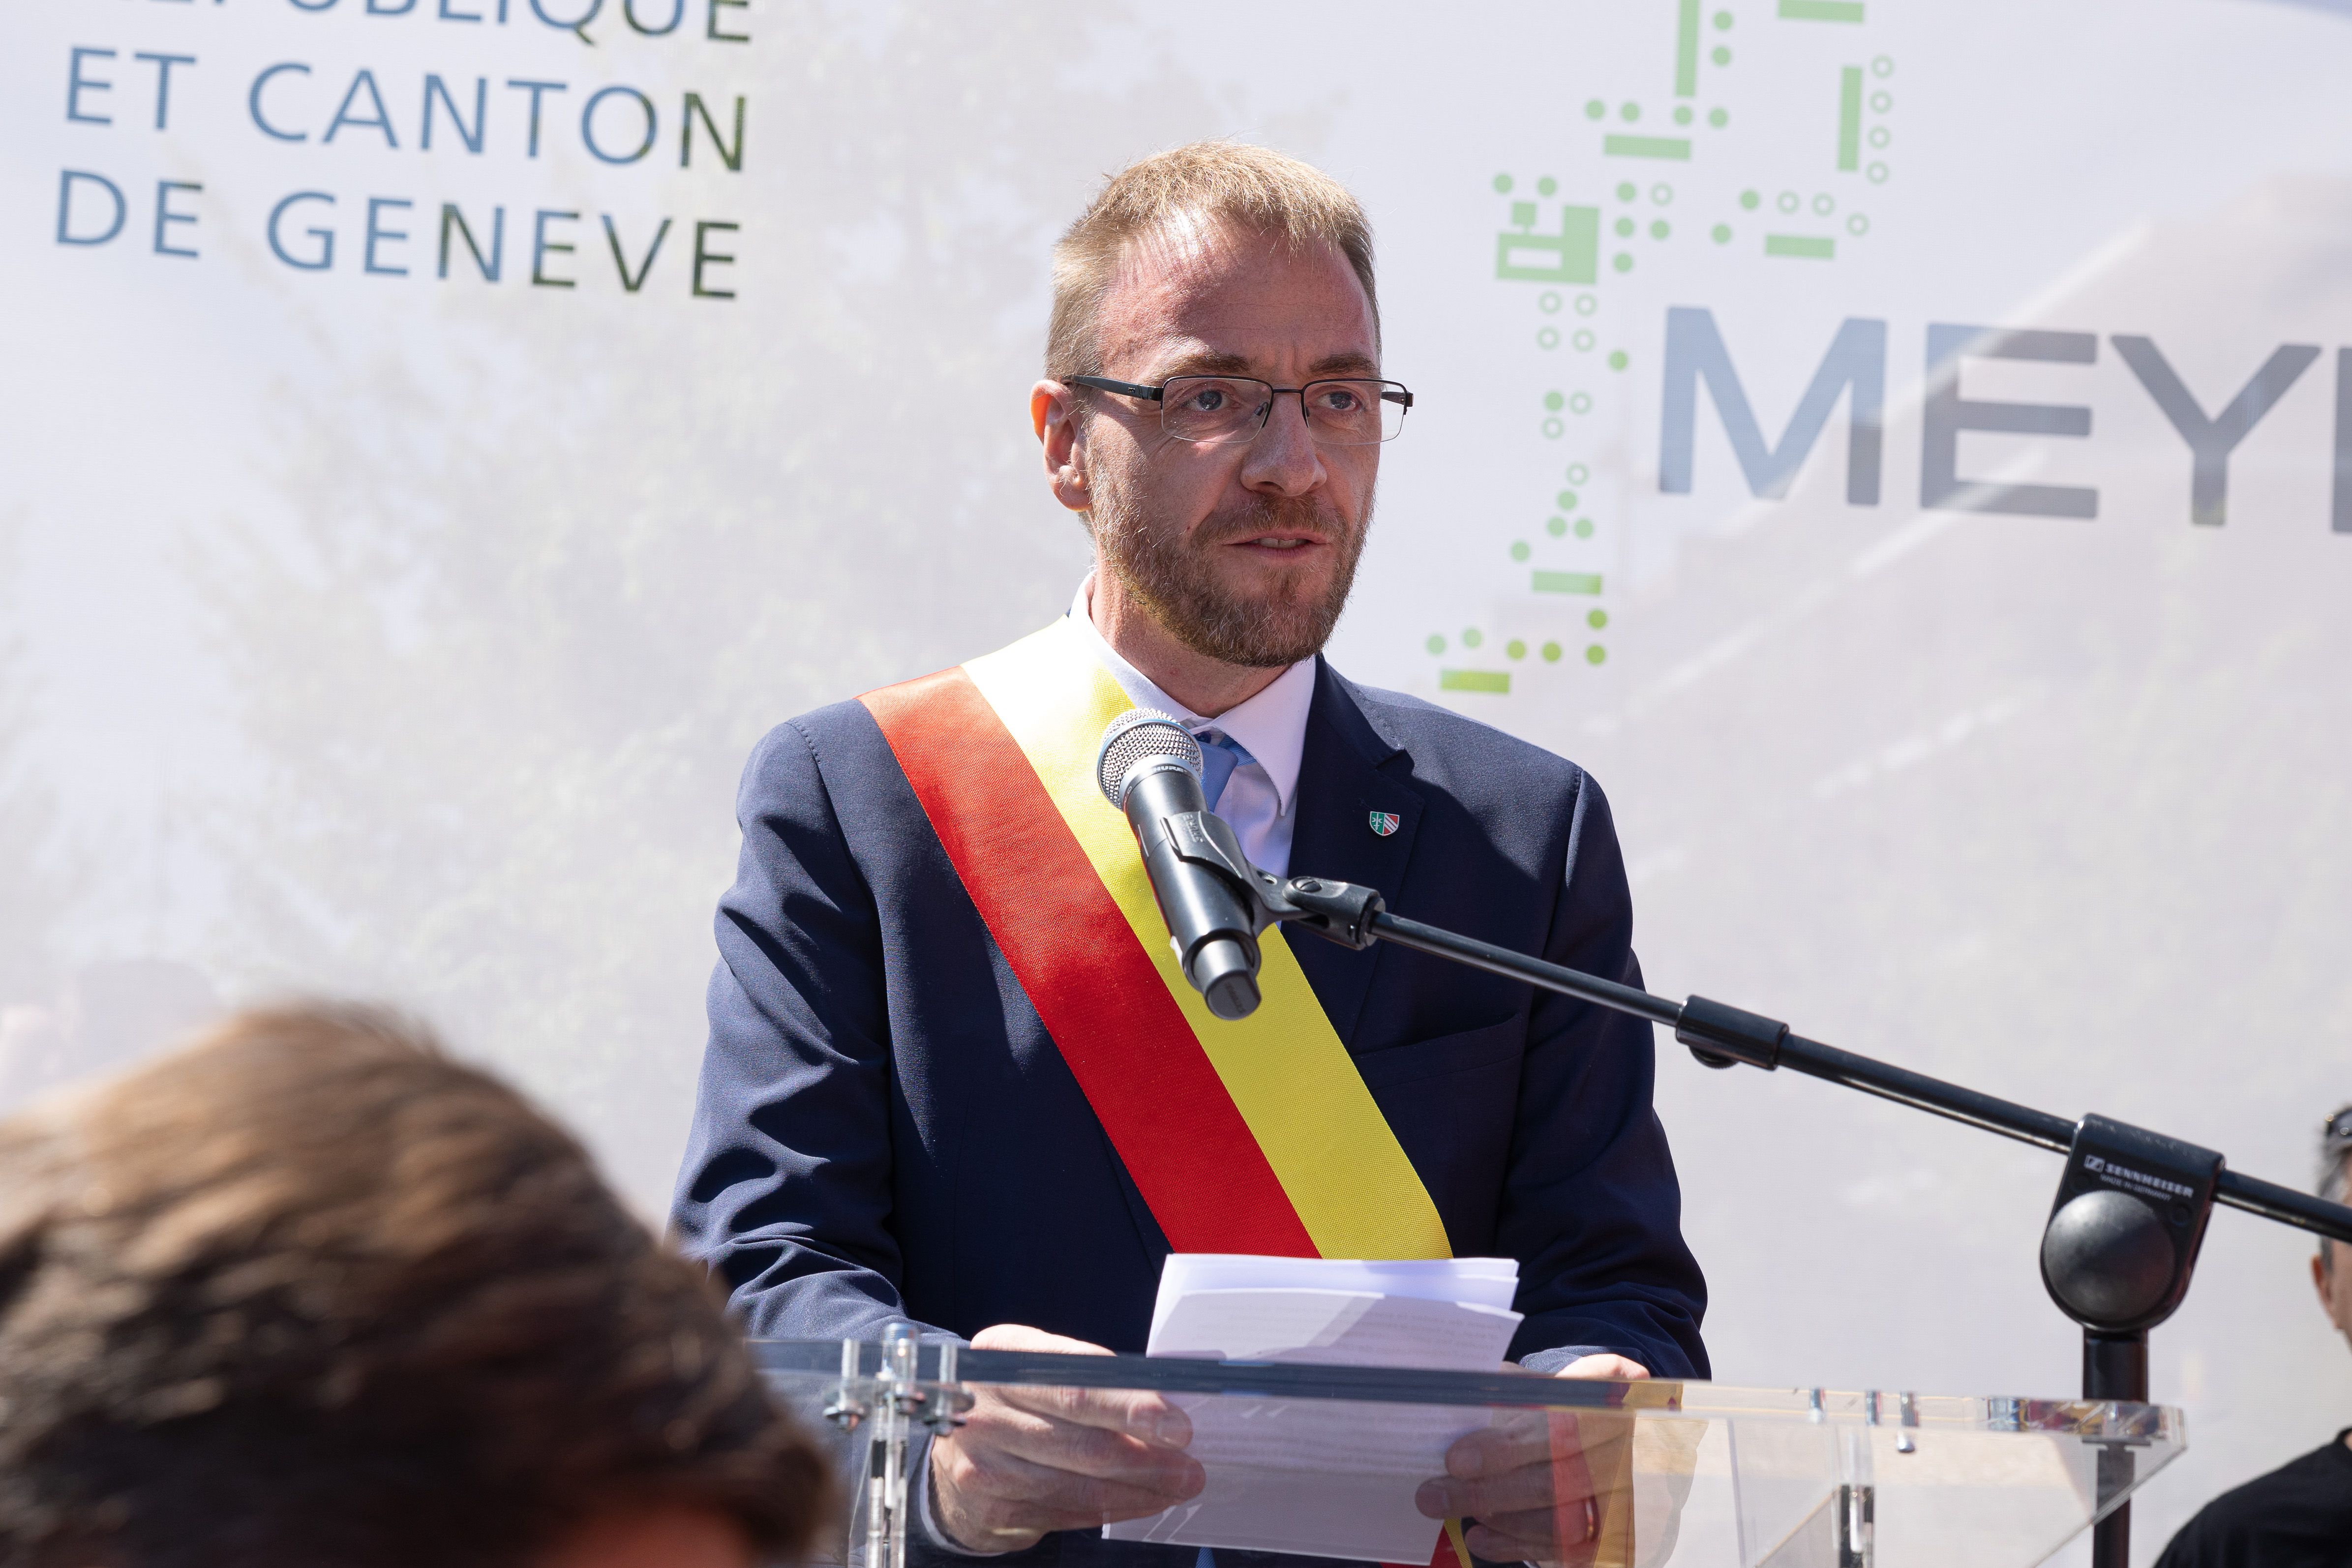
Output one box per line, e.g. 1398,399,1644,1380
1240,392,1326,496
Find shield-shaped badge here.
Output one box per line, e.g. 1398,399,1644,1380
1369,811,1400,837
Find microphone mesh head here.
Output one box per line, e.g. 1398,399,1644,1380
1095,708,1202,807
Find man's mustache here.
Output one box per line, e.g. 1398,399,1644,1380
1195,496,1351,547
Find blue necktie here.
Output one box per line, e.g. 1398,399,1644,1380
1194,729,1256,812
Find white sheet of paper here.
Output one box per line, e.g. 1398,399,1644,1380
1149,1288,1522,1369
1106,1258,1527,1563
1147,1254,1520,1343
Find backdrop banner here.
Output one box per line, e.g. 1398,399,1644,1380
8,2,2352,1558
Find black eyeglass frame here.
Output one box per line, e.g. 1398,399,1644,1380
2325,1105,2352,1145
1067,374,1414,446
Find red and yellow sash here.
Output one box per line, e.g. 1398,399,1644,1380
861,617,1450,1263
868,620,1488,1568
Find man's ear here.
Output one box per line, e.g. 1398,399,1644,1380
1032,381,1090,514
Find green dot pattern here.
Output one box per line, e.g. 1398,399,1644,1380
1557,489,1578,510
1615,181,1637,202
1537,176,1558,196
1509,541,1531,562
1608,350,1629,370
1612,253,1633,273
1542,642,1564,663
1543,391,1565,411
1546,516,1568,538
1506,639,1527,660
1740,189,1760,210
1712,223,1732,243
1588,609,1608,630
1574,517,1595,538
1425,634,1445,655
1462,628,1483,649
1585,98,1607,119
1711,45,1730,65
1492,174,1513,193
1586,644,1608,665
1708,107,1728,127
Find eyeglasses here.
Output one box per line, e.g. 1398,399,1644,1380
1069,374,1413,447
2326,1106,2352,1145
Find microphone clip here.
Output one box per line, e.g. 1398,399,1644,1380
1151,806,1387,953
1263,875,1386,951
1153,808,1270,932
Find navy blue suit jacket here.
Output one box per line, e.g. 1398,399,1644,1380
673,654,1707,1386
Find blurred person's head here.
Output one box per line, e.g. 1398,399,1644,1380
2315,1104,2352,1352
0,1001,830,1568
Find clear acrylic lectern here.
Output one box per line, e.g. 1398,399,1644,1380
756,1331,2182,1568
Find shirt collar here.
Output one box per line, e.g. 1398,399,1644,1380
1069,574,1315,817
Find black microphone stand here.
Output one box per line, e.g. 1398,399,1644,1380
1206,860,2352,1568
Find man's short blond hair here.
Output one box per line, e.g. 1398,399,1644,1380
1046,141,1378,382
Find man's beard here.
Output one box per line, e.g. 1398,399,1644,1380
1091,483,1371,670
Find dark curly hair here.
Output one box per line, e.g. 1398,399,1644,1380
0,1001,832,1568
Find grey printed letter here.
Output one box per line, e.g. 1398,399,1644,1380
1921,325,2099,519
2112,336,2320,527
1659,307,1884,504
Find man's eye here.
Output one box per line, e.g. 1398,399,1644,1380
1317,388,1363,413
1186,389,1228,412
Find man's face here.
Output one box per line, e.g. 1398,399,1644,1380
1077,223,1382,668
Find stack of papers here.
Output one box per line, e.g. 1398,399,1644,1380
1106,1254,1524,1563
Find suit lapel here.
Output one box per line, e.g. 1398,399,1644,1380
1282,659,1423,1049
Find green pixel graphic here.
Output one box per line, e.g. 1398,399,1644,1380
1838,65,1862,169
1449,2,1900,694
1605,135,1693,161
1496,203,1601,284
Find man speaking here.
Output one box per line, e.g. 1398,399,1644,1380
672,142,1707,1566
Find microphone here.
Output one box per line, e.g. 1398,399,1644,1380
1095,709,1263,1021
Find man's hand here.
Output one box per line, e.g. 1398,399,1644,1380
1415,1354,1649,1566
929,1325,1205,1553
